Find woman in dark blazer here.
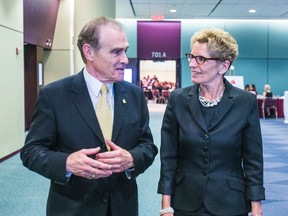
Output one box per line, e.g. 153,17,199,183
158,28,265,216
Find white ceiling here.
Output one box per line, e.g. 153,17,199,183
116,0,288,20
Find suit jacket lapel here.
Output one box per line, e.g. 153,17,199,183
69,71,103,141
208,79,233,130
187,85,208,132
112,82,127,141
208,95,232,130
187,79,234,132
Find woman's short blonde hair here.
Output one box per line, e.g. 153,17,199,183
191,28,239,64
264,84,271,91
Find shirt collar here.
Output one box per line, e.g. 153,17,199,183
83,67,114,97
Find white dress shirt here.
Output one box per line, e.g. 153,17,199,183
83,67,114,120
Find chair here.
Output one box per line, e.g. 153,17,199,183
262,98,278,119
161,90,170,103
151,89,160,100
143,89,153,100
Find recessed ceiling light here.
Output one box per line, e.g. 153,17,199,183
170,9,177,13
249,9,256,13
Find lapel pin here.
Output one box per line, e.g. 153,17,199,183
122,99,126,104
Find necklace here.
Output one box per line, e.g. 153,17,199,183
198,85,225,107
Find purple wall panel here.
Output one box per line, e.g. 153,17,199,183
24,0,60,49
137,21,181,60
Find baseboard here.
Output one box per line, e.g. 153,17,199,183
0,150,20,163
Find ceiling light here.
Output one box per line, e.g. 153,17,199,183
249,9,256,13
170,9,177,13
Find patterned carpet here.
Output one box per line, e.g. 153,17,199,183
261,119,288,215
0,104,287,216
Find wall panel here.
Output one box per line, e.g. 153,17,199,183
0,27,24,159
234,59,268,93
225,21,268,59
269,22,288,58
268,60,288,96
0,0,23,31
24,0,60,49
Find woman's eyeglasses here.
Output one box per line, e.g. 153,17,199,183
185,53,220,65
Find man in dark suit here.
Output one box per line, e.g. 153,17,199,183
21,16,158,216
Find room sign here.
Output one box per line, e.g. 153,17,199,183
137,21,181,60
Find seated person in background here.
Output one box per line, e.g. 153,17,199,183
263,84,274,117
263,84,273,98
152,79,164,95
245,84,250,91
249,84,258,95
141,76,148,89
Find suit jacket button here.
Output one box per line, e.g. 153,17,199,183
102,197,108,203
204,134,209,140
203,146,208,152
203,158,208,164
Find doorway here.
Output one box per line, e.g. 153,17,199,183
139,60,179,102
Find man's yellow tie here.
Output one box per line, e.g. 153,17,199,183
96,84,112,151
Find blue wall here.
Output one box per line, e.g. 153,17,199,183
121,19,137,58
119,19,288,96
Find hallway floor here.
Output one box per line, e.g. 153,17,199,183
0,104,287,215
